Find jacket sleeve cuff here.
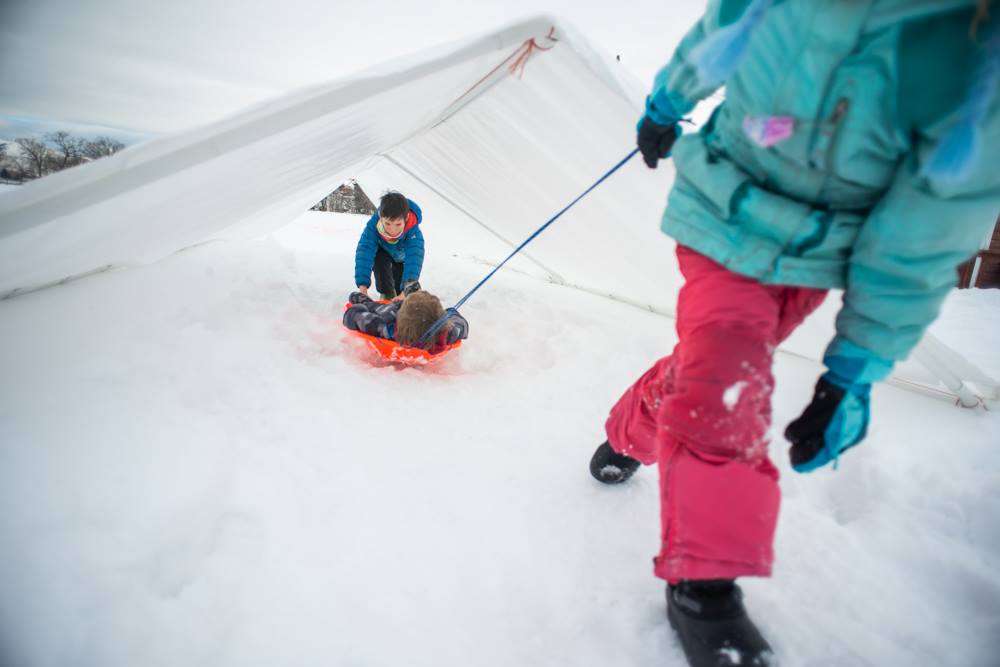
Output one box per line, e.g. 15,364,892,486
645,89,682,126
823,336,894,388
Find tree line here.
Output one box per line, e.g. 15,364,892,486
0,131,126,183
311,179,375,215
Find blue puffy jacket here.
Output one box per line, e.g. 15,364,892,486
354,199,425,288
652,0,1000,361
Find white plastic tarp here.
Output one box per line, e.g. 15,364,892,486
0,15,994,404
0,17,680,305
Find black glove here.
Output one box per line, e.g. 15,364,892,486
637,117,679,169
785,377,868,472
349,291,373,304
402,280,421,296
785,337,891,473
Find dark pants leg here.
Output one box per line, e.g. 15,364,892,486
373,247,404,298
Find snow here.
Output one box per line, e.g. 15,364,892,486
1,209,999,667
929,288,1000,380
1,13,999,665
716,646,743,665
722,381,748,412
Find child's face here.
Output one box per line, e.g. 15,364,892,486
380,216,406,237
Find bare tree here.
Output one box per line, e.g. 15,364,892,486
45,131,88,170
83,136,125,160
311,181,376,215
14,137,52,179
0,142,14,183
2,132,128,181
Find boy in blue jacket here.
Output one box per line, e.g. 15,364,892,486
354,191,425,300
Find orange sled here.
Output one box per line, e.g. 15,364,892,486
343,302,462,366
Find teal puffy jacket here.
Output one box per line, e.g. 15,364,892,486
654,0,1000,361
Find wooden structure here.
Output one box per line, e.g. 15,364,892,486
958,214,1000,289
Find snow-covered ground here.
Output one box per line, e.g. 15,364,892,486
932,287,1000,380
1,210,998,667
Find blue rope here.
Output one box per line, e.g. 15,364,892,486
415,147,640,348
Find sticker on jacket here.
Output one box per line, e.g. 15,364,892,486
742,115,795,148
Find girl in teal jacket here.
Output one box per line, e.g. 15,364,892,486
592,2,999,664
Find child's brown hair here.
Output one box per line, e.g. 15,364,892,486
396,291,448,349
378,191,409,221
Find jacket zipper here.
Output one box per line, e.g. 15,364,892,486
824,97,850,172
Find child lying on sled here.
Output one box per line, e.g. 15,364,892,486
343,282,469,354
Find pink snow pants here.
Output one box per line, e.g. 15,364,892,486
606,245,826,582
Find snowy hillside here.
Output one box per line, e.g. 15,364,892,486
1,209,998,667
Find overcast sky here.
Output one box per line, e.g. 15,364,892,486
0,0,704,141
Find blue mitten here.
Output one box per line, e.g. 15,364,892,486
785,337,894,472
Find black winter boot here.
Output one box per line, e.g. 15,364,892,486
667,580,775,667
589,441,640,484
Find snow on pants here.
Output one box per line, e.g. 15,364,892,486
605,245,827,582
